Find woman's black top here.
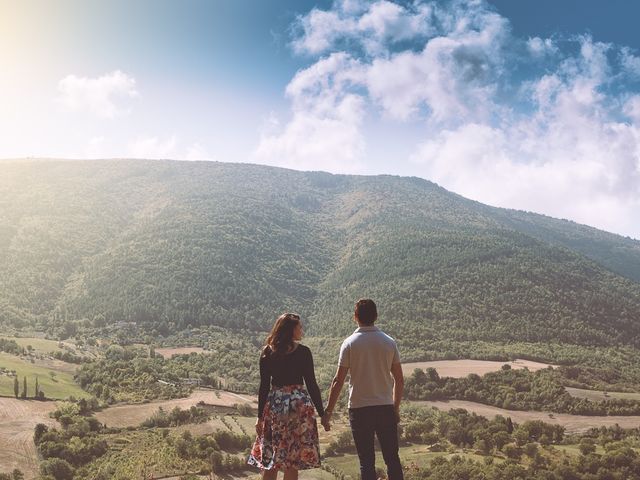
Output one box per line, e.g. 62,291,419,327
258,344,325,419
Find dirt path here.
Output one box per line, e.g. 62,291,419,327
0,398,57,479
403,359,555,378
412,399,640,433
95,389,257,428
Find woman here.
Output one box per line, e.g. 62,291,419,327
248,313,325,480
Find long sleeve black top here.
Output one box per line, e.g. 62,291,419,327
257,344,325,419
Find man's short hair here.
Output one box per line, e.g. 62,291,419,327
355,299,377,326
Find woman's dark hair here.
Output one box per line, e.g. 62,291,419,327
354,299,377,326
263,313,300,356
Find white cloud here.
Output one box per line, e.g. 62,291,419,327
253,53,367,173
620,47,640,77
410,37,640,238
276,0,640,238
364,11,508,123
292,0,435,57
292,8,351,56
256,1,510,173
527,37,558,58
624,95,640,123
57,70,138,119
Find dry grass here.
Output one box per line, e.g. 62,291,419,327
410,399,640,433
402,359,555,378
0,397,57,479
95,389,257,428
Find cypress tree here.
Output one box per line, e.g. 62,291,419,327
35,377,39,398
21,376,27,399
506,417,514,434
13,376,19,398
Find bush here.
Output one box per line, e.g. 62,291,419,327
579,438,596,455
39,458,74,480
0,469,24,480
502,443,522,460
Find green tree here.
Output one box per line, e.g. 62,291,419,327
13,376,18,398
21,376,27,399
39,458,74,480
524,442,538,458
34,423,48,445
474,439,491,455
579,438,596,455
505,417,514,433
502,443,522,460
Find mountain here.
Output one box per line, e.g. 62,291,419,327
1,159,639,347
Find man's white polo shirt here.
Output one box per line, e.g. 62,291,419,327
338,325,401,409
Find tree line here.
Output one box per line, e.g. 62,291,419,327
405,366,640,416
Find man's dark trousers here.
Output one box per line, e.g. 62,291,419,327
348,405,404,480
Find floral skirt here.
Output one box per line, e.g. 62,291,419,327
248,384,321,471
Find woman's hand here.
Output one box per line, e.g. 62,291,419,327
255,418,263,436
321,412,332,431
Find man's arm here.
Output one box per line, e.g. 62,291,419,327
321,366,349,431
391,362,404,423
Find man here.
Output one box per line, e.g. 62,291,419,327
322,299,404,480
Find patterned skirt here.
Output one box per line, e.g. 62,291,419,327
248,384,321,471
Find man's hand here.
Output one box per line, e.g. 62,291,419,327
324,366,348,432
255,418,263,436
321,413,332,431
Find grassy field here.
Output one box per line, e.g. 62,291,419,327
409,399,640,433
0,352,88,400
402,359,555,378
565,387,640,401
7,336,67,354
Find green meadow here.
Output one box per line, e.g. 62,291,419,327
0,352,88,400
8,336,67,354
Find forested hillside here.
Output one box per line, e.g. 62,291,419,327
1,159,639,346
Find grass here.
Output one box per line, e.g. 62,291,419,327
324,444,457,478
7,336,67,354
556,443,605,457
324,439,504,478
565,387,640,401
0,352,89,399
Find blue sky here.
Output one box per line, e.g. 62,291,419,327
1,0,640,239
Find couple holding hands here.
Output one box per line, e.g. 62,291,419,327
248,299,405,480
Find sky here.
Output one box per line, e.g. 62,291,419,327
1,0,640,240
